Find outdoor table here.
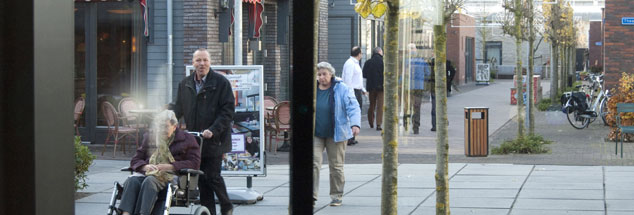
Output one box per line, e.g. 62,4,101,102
128,109,160,128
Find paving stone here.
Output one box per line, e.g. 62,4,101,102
232,205,289,215
450,189,518,198
522,182,603,190
518,189,604,200
512,199,604,211
533,165,603,172
421,197,514,209
526,175,603,183
450,181,524,189
412,207,509,215
510,209,604,215
606,199,634,211
605,166,634,172
314,206,416,215
606,190,634,200
458,164,533,176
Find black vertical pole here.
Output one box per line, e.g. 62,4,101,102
290,0,314,214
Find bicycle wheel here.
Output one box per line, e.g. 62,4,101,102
599,97,609,125
567,109,590,129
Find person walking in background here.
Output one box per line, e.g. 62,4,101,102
362,47,384,131
341,46,366,145
313,62,361,207
408,44,431,134
446,60,457,96
428,58,455,132
171,48,235,215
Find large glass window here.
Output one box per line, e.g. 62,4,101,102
74,1,144,128
75,4,87,127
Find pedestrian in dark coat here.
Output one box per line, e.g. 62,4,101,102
171,48,235,215
362,47,384,131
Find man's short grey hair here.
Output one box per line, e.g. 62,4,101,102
316,62,336,76
154,110,178,126
373,47,383,55
193,48,211,58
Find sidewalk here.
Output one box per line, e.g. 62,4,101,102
76,160,634,215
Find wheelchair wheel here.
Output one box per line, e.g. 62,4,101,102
194,206,211,215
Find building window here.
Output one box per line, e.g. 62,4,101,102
485,41,502,65
75,1,144,128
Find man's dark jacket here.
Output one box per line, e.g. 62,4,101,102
172,70,235,157
362,53,384,91
130,128,201,173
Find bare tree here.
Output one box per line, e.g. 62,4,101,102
502,0,527,137
354,1,398,214
434,1,465,214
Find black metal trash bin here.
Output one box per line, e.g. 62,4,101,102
464,107,489,157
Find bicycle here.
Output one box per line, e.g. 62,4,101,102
562,74,610,129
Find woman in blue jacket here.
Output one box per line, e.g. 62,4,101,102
313,62,361,207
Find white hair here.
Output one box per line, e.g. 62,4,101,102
154,110,178,126
316,62,336,76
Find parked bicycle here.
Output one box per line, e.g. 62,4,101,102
562,74,610,129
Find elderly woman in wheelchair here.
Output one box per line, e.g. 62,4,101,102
112,110,203,215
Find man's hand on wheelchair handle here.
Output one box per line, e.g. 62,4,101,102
202,129,214,139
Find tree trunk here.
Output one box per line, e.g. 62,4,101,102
433,23,450,215
381,1,399,214
550,43,558,102
514,0,525,137
528,0,535,135
559,45,565,92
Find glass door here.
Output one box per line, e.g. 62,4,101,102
74,0,144,142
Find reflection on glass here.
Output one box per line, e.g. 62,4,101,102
75,4,86,127
95,1,140,126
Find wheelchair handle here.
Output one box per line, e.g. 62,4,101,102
186,131,203,137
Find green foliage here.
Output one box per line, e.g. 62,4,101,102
75,136,95,191
490,69,497,79
590,66,602,74
538,98,551,111
492,134,553,154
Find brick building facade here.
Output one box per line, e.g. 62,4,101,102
604,0,634,89
182,0,328,101
447,13,476,85
588,21,603,70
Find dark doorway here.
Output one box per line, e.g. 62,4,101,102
465,37,475,83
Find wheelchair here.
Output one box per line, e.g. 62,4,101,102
107,132,210,215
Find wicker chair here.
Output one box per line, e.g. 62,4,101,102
269,101,290,154
118,97,145,129
263,96,279,152
102,101,139,157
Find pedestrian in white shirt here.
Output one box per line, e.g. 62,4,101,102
341,46,366,145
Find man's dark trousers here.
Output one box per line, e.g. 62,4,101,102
199,145,232,215
353,89,363,110
348,89,363,144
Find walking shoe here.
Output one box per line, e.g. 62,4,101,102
329,199,342,206
430,127,436,132
369,123,374,128
376,126,382,131
413,128,419,134
347,139,358,146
